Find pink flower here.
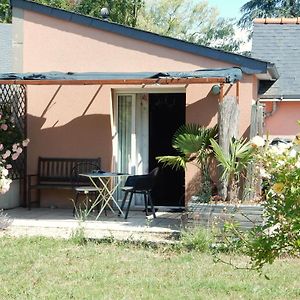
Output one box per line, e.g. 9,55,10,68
0,144,3,151
2,150,11,159
6,164,12,169
22,138,30,147
12,143,18,152
12,153,19,160
1,124,8,131
16,147,23,154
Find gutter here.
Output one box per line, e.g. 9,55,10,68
266,63,279,80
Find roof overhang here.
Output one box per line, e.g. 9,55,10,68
256,63,279,80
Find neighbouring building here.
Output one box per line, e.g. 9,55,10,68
252,18,300,140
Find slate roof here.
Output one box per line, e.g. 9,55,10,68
252,19,300,99
10,0,278,78
0,24,12,72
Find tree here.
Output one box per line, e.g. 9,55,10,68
239,0,300,28
74,0,144,27
0,0,144,27
0,0,74,23
0,0,10,23
137,0,242,52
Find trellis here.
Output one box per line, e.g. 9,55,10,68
0,84,27,184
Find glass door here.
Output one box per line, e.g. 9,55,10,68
114,93,149,206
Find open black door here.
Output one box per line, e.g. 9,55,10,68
149,93,185,207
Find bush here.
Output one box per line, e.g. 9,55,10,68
0,105,29,194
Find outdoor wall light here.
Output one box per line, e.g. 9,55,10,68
211,84,221,95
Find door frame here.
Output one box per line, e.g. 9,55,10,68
112,89,187,208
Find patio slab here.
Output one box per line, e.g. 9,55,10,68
0,208,184,243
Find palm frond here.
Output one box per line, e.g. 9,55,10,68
156,155,187,171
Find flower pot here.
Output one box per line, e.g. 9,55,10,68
0,180,21,209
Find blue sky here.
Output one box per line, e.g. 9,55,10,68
207,0,249,19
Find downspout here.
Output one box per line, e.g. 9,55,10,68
264,100,278,117
260,96,282,118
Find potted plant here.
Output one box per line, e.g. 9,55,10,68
157,124,264,229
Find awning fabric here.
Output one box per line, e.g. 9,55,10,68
0,67,242,84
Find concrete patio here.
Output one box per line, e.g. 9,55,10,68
0,207,185,243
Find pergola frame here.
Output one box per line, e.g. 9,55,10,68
0,76,241,103
0,75,241,206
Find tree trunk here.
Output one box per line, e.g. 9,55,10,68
244,103,264,201
217,96,239,199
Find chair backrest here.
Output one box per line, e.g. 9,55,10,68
70,162,101,187
125,167,159,191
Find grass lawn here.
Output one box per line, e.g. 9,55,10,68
0,236,299,300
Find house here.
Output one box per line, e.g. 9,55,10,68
252,18,300,140
3,0,278,209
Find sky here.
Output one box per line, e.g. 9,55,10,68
207,0,250,20
207,0,252,51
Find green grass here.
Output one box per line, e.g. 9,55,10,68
0,236,299,300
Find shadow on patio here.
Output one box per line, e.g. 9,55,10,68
2,208,184,243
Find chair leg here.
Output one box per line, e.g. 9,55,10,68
125,192,134,219
143,192,148,216
148,192,156,218
119,191,129,216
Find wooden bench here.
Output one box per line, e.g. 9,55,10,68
27,157,101,209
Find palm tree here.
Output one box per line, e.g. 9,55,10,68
157,124,218,202
239,0,300,28
210,137,255,202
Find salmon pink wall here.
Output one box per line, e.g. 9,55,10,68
263,101,300,138
20,10,257,207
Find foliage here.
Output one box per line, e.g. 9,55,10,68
210,137,255,202
157,124,218,202
179,227,213,252
1,0,144,26
0,0,74,23
75,0,144,27
217,133,300,271
0,0,10,23
0,105,29,194
239,0,300,28
248,136,300,269
137,0,243,52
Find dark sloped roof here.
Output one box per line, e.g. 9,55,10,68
10,0,277,77
252,21,300,99
0,68,243,84
0,24,12,72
